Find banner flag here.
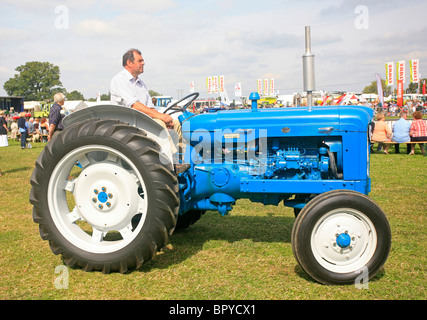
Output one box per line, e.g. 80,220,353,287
269,79,275,95
207,77,212,94
397,79,404,107
385,62,394,86
213,76,218,93
396,61,406,84
235,82,242,97
190,81,195,93
409,59,420,83
375,73,384,106
219,75,225,93
257,79,262,94
423,80,426,95
263,79,268,95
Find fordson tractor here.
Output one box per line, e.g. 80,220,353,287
30,90,392,285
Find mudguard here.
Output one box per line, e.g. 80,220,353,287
62,104,174,164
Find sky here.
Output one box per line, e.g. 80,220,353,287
1,0,427,100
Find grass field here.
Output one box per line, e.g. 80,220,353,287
0,139,425,300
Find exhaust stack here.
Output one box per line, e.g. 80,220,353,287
302,26,315,110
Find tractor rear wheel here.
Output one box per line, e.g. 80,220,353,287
30,119,179,273
291,190,391,285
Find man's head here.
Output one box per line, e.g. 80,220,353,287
123,49,145,77
53,92,66,106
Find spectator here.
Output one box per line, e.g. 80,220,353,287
18,112,28,149
0,110,8,147
48,93,65,141
371,113,392,153
384,112,411,154
409,111,427,155
10,118,18,140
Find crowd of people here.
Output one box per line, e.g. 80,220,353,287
0,111,50,149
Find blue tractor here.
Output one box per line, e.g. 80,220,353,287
30,91,391,285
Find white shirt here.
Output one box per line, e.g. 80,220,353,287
110,69,154,109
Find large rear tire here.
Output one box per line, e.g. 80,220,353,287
30,119,179,273
291,190,391,285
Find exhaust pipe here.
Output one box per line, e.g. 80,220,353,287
302,26,315,110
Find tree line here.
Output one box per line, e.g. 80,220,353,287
3,61,161,102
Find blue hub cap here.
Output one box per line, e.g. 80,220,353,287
98,192,108,203
336,233,351,248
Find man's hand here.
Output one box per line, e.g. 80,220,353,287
158,113,174,128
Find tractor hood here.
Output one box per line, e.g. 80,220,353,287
182,106,373,145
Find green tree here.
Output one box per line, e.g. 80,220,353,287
149,90,162,97
3,61,64,101
362,79,391,96
67,90,85,101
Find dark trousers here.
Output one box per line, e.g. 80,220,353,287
394,143,411,154
20,131,27,148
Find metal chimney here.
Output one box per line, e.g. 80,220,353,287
302,26,315,110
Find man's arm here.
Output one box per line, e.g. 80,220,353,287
131,101,174,128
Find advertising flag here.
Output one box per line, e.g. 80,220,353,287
423,80,426,95
396,61,406,84
375,73,384,106
385,62,394,86
190,81,195,93
397,79,404,107
235,82,242,97
409,59,420,83
213,76,218,93
269,79,275,96
219,75,225,93
207,77,212,94
263,79,268,95
257,79,262,94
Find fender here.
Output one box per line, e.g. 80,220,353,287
62,104,174,164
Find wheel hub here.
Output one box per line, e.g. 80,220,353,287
336,232,352,248
74,163,141,231
330,226,357,253
92,187,114,211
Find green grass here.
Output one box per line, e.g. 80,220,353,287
0,139,426,300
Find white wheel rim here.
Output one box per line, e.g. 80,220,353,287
310,208,377,273
47,145,148,254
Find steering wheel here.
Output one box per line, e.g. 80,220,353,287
163,92,199,115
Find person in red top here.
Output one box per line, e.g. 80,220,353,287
409,111,427,155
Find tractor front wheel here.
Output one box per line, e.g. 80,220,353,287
291,190,391,285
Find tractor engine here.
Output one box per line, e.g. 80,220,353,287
180,99,372,215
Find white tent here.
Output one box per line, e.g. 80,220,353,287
63,100,88,111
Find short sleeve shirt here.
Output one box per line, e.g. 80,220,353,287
410,119,427,137
110,69,154,109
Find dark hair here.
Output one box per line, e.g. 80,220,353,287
413,111,422,119
122,48,141,67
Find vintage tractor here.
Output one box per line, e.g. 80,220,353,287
30,90,391,285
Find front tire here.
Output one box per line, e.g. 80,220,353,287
30,119,179,273
291,190,391,285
